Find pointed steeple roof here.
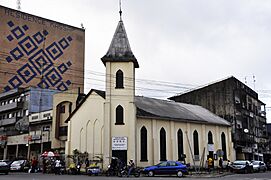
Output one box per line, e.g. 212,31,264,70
101,20,139,68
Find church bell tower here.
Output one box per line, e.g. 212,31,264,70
101,6,139,166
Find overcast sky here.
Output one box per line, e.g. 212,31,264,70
1,0,271,122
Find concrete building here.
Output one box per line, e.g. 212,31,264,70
0,87,58,160
28,110,52,159
51,89,84,154
0,88,28,159
169,77,268,161
65,15,235,169
0,5,85,93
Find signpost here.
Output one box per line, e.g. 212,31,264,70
216,149,224,158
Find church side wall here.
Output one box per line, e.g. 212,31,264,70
68,92,104,158
136,118,235,167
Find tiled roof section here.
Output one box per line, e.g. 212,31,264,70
135,96,231,126
101,20,139,68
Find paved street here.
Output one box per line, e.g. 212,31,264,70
1,171,271,180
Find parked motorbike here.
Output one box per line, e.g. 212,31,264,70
120,165,141,177
68,162,80,175
106,164,120,176
105,157,123,176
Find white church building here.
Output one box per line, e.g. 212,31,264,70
65,13,235,169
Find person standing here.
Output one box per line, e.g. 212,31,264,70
219,158,223,173
54,159,61,175
207,157,213,173
42,158,47,173
31,157,38,173
85,158,89,173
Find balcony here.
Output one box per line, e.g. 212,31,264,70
233,129,254,143
0,88,22,99
0,102,23,113
0,117,16,126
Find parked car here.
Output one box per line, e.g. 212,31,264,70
0,160,11,175
231,160,253,173
251,160,267,172
142,161,188,177
10,160,30,172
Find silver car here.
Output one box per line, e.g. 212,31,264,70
231,160,253,173
10,160,30,172
251,161,267,172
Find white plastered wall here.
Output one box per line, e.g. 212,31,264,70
136,118,235,167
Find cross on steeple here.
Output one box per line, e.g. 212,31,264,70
119,0,122,21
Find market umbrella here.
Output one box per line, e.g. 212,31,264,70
41,151,59,157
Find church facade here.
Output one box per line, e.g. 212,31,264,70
65,16,235,169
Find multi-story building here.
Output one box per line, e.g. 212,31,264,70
0,88,28,159
0,87,58,160
169,76,268,161
28,110,52,159
0,5,85,93
266,123,271,162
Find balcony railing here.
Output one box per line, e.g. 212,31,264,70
0,101,23,113
233,129,255,143
0,117,16,126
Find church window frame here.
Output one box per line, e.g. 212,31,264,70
140,126,148,161
115,105,124,125
116,69,124,89
177,129,184,161
160,127,167,161
208,131,213,144
221,132,227,160
193,130,199,157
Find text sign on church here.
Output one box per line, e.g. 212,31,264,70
112,137,127,150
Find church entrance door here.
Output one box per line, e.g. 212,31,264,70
112,150,127,164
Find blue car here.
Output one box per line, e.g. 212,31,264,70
142,161,188,177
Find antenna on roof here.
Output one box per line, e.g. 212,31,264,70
119,0,122,21
253,74,256,90
17,0,21,11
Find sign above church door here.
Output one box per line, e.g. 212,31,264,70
112,136,127,150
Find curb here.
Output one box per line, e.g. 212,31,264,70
186,172,232,178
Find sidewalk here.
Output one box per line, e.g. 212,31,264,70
187,171,232,178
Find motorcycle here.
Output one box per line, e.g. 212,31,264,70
105,157,123,176
106,164,120,176
120,165,141,177
68,162,80,175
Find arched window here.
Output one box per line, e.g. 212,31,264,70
177,129,184,161
193,130,199,156
221,132,227,160
140,126,148,161
208,131,213,144
160,128,167,161
115,105,124,125
116,70,124,88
